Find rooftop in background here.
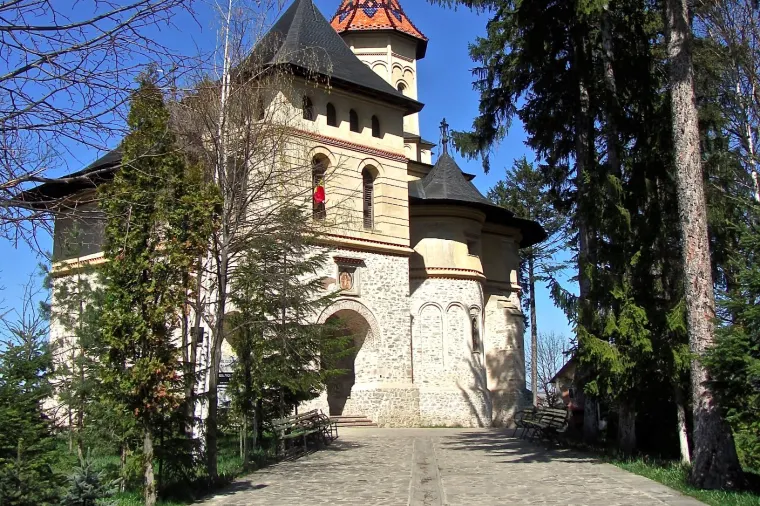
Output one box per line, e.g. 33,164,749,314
331,0,428,58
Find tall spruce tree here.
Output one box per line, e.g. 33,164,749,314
431,0,695,458
488,157,567,406
99,72,217,506
665,0,744,488
50,261,105,458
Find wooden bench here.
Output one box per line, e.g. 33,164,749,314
514,407,569,443
513,407,539,438
272,409,337,457
526,407,569,443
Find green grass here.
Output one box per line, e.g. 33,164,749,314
112,491,188,506
613,459,760,506
52,433,276,506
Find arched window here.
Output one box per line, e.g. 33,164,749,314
303,96,315,121
362,168,375,229
326,103,337,127
312,156,327,220
349,109,359,133
397,82,407,94
371,115,381,138
471,314,481,353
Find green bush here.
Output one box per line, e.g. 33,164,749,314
62,453,120,506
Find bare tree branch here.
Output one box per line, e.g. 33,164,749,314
0,0,196,247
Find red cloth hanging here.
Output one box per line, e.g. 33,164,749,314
314,183,325,204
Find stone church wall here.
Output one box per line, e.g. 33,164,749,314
300,247,421,427
484,290,531,426
410,277,492,427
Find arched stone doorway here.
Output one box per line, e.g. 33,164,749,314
325,310,374,416
319,301,380,416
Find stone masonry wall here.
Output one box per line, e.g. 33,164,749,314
301,247,420,427
485,290,530,427
409,277,492,427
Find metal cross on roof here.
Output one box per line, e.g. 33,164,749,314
440,118,450,155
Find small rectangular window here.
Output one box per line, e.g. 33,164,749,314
362,169,374,229
363,183,373,229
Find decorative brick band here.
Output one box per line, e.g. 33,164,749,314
291,128,407,162
333,256,366,266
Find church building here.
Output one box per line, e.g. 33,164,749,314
35,0,546,428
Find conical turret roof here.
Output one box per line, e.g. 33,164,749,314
409,128,547,248
410,152,496,207
331,0,428,58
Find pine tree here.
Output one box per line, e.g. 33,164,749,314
228,204,346,459
431,0,696,458
0,295,62,505
488,157,568,406
50,259,106,458
99,71,216,506
705,204,760,469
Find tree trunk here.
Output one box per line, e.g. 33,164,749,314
242,416,250,469
617,400,636,454
252,407,259,452
601,10,622,177
255,399,263,450
206,0,234,475
665,0,744,490
184,256,206,436
528,257,538,406
583,396,600,444
120,444,127,492
674,384,691,464
206,275,226,481
574,25,599,445
144,429,156,506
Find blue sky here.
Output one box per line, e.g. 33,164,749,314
0,0,575,339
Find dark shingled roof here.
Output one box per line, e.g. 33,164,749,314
21,149,121,207
409,152,496,206
255,0,423,114
409,152,547,248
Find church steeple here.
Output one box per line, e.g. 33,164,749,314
330,0,426,135
330,0,428,58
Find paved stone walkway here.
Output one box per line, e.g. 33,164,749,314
201,428,705,505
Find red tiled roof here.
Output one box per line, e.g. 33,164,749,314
330,0,427,43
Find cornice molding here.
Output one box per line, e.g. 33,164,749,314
318,233,413,257
410,266,486,282
290,128,407,163
391,52,414,63
51,252,106,277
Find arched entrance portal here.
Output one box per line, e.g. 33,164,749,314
324,309,373,416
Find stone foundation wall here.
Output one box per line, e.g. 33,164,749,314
418,388,491,427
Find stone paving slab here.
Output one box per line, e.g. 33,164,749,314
200,428,705,506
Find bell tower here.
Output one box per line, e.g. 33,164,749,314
330,0,427,136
